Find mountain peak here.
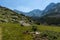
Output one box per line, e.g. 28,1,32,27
50,3,55,5
45,3,55,10
26,9,42,17
56,3,60,4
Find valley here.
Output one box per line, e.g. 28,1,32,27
0,3,60,40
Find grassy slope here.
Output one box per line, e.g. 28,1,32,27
0,23,60,40
1,23,32,40
37,25,60,32
0,27,2,40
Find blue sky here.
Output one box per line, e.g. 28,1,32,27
0,0,60,12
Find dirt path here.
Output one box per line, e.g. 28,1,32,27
0,27,2,40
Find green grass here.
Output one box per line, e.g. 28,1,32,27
1,23,32,40
0,23,60,40
37,25,60,32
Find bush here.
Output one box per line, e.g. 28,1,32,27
32,26,37,32
40,31,60,40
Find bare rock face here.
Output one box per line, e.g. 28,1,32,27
19,20,31,26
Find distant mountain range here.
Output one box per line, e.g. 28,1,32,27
14,3,60,25
26,9,42,17
40,3,60,25
14,10,26,14
14,3,60,17
41,3,56,16
42,3,60,16
14,9,42,17
1,3,60,25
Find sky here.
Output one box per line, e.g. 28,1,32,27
0,0,60,12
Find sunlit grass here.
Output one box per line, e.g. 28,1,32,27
37,25,60,32
0,23,60,40
1,23,32,40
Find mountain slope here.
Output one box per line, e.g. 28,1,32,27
14,9,26,15
14,9,42,17
42,3,56,16
0,6,31,23
26,9,42,17
40,3,60,25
